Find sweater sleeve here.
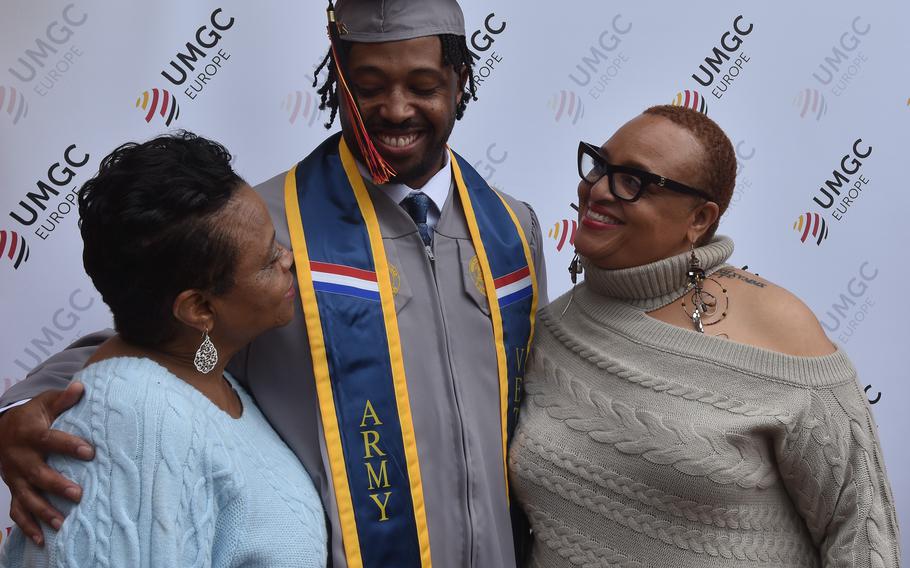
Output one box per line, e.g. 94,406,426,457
6,366,223,568
0,330,112,412
523,201,549,307
775,380,901,567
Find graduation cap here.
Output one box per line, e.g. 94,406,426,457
334,0,465,42
324,0,465,184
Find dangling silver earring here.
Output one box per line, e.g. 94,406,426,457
681,243,728,333
194,328,218,373
568,253,584,284
562,253,584,318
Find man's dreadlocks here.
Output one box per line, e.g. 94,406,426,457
312,34,478,129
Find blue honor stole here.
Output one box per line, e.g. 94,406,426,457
284,133,538,568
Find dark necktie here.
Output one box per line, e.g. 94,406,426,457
401,192,433,247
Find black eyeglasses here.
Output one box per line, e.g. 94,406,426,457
577,141,714,202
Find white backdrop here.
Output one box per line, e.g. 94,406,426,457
1,1,907,560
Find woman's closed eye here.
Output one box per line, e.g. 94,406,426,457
261,246,281,270
271,247,284,265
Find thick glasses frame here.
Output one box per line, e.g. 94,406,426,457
577,141,714,202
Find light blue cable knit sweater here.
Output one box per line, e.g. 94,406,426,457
0,357,327,567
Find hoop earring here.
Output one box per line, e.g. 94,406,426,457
562,253,584,318
194,328,219,374
681,243,728,333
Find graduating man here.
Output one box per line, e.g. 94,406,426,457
0,1,547,566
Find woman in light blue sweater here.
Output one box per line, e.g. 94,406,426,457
0,132,327,567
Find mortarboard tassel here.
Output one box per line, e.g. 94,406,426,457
326,1,396,184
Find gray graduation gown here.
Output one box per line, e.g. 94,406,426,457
0,165,548,568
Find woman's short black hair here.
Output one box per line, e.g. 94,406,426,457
78,131,245,347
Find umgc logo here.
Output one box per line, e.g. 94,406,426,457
129,9,235,127
671,90,708,114
548,219,577,252
281,90,323,126
0,230,30,269
793,212,829,246
135,88,180,126
0,86,29,125
548,90,584,125
794,88,827,121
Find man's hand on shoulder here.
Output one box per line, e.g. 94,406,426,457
0,381,93,546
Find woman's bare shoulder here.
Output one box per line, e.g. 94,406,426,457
714,266,836,357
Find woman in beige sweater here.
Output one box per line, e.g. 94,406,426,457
510,105,900,567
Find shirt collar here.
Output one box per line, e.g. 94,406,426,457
356,152,451,212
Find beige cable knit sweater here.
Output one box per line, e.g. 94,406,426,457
510,236,900,567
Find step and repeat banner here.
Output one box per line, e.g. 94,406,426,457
1,0,907,558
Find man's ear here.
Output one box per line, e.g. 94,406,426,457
687,201,720,244
172,289,215,334
456,66,469,107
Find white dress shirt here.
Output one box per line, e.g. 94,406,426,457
357,152,452,231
